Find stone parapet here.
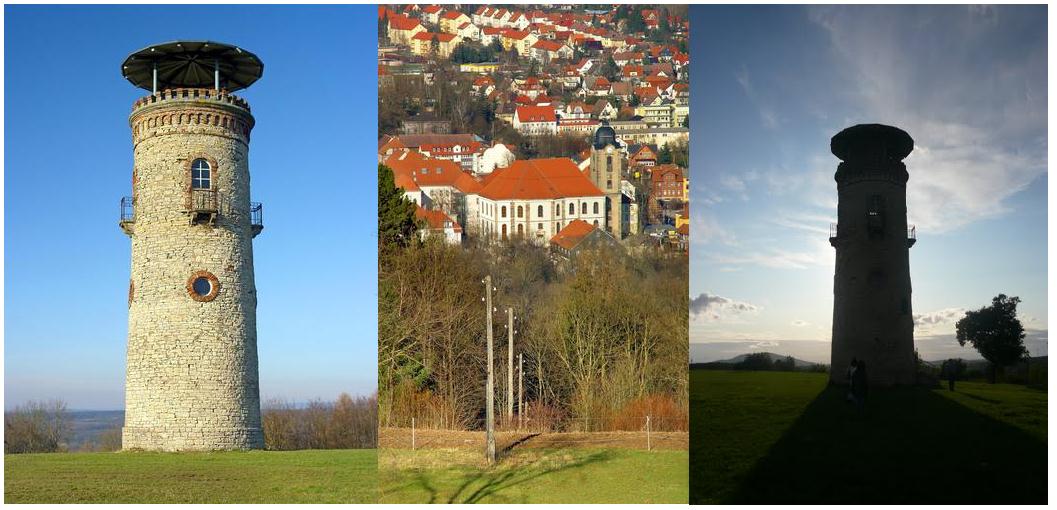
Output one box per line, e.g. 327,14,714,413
130,88,254,146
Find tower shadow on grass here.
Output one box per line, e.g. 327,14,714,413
729,385,1046,504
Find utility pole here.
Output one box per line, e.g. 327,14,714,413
518,352,524,431
484,275,496,464
507,307,514,424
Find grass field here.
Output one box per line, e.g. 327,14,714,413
379,431,688,503
5,449,377,503
690,370,1047,504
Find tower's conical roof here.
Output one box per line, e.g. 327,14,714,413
122,41,264,92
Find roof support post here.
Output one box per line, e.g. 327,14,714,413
152,63,158,94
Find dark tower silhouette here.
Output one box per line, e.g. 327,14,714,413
829,124,917,386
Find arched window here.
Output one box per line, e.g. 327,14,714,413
581,203,587,215
517,224,524,236
555,204,561,216
191,159,211,189
569,203,575,215
593,202,599,214
538,205,544,218
502,224,508,240
606,155,612,172
517,206,524,218
593,220,599,227
538,223,543,231
501,206,507,218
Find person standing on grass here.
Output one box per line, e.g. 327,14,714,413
942,359,957,392
852,360,868,411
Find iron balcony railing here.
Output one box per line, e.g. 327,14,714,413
250,202,263,231
120,196,135,223
191,189,218,213
829,223,918,241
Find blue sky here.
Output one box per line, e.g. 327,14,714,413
690,5,1047,363
5,5,378,409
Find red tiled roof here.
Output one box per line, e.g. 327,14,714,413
550,219,597,250
442,10,465,20
422,5,442,14
515,105,556,123
479,158,603,200
389,15,422,31
503,30,531,40
651,164,685,184
416,206,463,233
532,39,564,52
384,151,481,193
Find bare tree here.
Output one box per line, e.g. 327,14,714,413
5,400,73,454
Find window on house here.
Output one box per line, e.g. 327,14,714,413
191,159,211,189
581,203,587,214
569,203,575,215
538,205,544,218
593,202,599,214
501,206,507,218
517,206,524,218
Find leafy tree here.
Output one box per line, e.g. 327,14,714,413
657,144,673,165
626,9,646,33
378,164,418,249
956,294,1029,383
488,38,505,56
600,56,620,82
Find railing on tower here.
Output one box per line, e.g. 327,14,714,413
250,202,264,238
191,189,218,213
121,196,135,222
119,196,135,236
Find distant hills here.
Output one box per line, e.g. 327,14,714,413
69,410,123,449
712,352,817,368
691,351,824,372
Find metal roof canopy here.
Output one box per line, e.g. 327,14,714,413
122,41,263,93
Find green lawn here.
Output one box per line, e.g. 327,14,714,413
691,370,1047,504
380,447,688,503
5,449,377,503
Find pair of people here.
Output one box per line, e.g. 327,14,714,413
846,357,868,409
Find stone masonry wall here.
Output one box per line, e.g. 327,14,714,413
123,92,263,450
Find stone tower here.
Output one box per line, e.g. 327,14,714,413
589,121,625,238
829,124,917,386
119,41,266,450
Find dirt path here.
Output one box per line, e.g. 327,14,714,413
379,428,688,451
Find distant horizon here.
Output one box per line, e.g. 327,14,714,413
690,329,1049,365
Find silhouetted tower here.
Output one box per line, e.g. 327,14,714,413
589,121,625,238
119,41,265,450
829,124,916,386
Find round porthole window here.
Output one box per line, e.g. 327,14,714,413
187,270,220,302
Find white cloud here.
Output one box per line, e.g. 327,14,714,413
690,292,760,322
808,5,1047,233
913,307,967,336
791,320,810,327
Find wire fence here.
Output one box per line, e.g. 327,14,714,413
382,414,689,453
